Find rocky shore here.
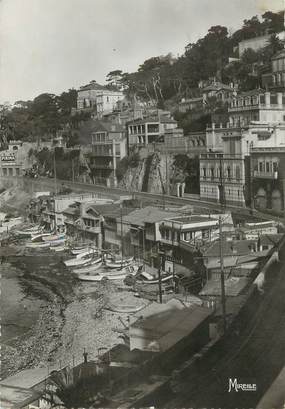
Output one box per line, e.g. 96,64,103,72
1,258,146,379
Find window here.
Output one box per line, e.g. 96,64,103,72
259,162,263,172
228,189,231,195
210,167,214,180
203,167,206,179
273,162,278,172
236,166,240,180
266,162,270,173
227,166,231,179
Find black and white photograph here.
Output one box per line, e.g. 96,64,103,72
0,0,285,408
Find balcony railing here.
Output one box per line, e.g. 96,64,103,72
90,163,114,169
253,170,278,180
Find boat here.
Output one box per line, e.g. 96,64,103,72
49,238,66,247
71,256,102,271
14,229,42,238
42,233,65,242
52,245,67,252
76,248,99,258
104,257,133,269
64,254,93,267
31,232,53,242
105,303,147,314
78,265,140,282
71,245,97,255
73,261,103,274
26,241,51,249
14,225,43,237
136,271,174,285
78,272,127,282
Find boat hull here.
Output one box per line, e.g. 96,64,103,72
64,256,93,267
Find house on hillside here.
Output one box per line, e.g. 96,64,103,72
262,49,285,92
82,120,127,187
127,115,177,148
76,81,123,117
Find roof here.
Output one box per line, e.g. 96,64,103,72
202,82,233,92
238,88,265,97
91,203,134,219
199,277,249,297
79,81,114,91
166,215,218,224
272,49,285,60
180,97,203,104
101,343,155,365
128,115,177,125
131,304,211,350
62,206,80,217
91,120,125,134
132,299,186,322
1,366,59,389
205,251,269,270
121,206,178,227
259,234,284,247
0,384,41,409
203,240,258,258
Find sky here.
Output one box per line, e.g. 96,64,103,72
0,0,284,104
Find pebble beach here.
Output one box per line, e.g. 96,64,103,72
1,248,146,379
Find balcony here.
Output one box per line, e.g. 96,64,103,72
80,225,101,234
253,170,278,180
90,163,114,170
91,151,114,157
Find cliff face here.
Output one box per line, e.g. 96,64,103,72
118,151,198,194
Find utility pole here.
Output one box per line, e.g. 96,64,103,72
53,149,57,195
142,227,145,267
120,204,123,266
171,221,176,292
219,216,226,333
219,155,225,211
158,253,163,303
72,158,75,183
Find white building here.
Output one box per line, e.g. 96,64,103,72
200,91,285,207
77,81,123,117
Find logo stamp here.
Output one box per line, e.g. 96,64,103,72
228,378,257,392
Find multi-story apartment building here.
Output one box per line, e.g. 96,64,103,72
88,121,127,187
250,123,285,213
76,81,123,117
200,90,285,206
262,49,285,91
127,115,177,148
